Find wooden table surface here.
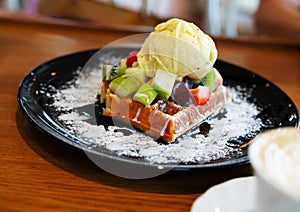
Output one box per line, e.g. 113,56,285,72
0,14,299,212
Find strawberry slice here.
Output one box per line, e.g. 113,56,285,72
190,86,210,105
126,51,138,67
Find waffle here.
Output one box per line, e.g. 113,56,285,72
100,82,231,142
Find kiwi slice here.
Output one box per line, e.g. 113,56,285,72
200,68,217,91
105,65,126,81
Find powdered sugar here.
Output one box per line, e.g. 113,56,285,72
46,54,264,165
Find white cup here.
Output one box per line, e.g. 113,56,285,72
249,127,300,212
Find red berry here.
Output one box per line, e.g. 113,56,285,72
190,86,210,105
126,51,138,67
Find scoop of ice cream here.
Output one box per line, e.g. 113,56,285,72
137,18,217,79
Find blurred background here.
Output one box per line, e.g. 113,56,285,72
0,0,299,43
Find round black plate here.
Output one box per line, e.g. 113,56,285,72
18,48,299,170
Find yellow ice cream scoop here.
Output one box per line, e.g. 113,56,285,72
137,18,218,79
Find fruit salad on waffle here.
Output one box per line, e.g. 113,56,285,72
99,18,231,142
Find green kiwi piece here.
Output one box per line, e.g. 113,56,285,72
105,65,126,81
200,68,217,91
133,83,158,106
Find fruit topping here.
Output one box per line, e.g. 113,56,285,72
126,51,138,67
119,58,127,69
109,73,145,97
151,69,177,100
182,77,194,89
200,68,217,92
215,69,223,88
125,67,147,82
190,85,210,105
170,81,196,107
105,65,126,81
133,83,158,106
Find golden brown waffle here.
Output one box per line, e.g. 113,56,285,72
100,82,231,143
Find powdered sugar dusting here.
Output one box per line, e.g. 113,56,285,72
46,54,264,165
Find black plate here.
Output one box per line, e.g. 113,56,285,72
18,48,299,171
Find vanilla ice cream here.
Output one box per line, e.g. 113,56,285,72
137,18,217,79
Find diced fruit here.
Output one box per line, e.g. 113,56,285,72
109,74,143,97
190,86,210,105
133,83,158,106
191,79,202,89
170,81,196,106
182,77,194,89
125,67,147,82
145,69,156,78
152,69,177,100
126,51,138,67
102,64,112,79
200,68,217,91
119,58,127,69
125,67,141,75
102,64,113,72
215,69,223,88
105,65,126,81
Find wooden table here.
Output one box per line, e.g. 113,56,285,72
0,14,299,212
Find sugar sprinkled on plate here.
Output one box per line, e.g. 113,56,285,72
46,54,264,165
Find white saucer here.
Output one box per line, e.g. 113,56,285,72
190,176,256,212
